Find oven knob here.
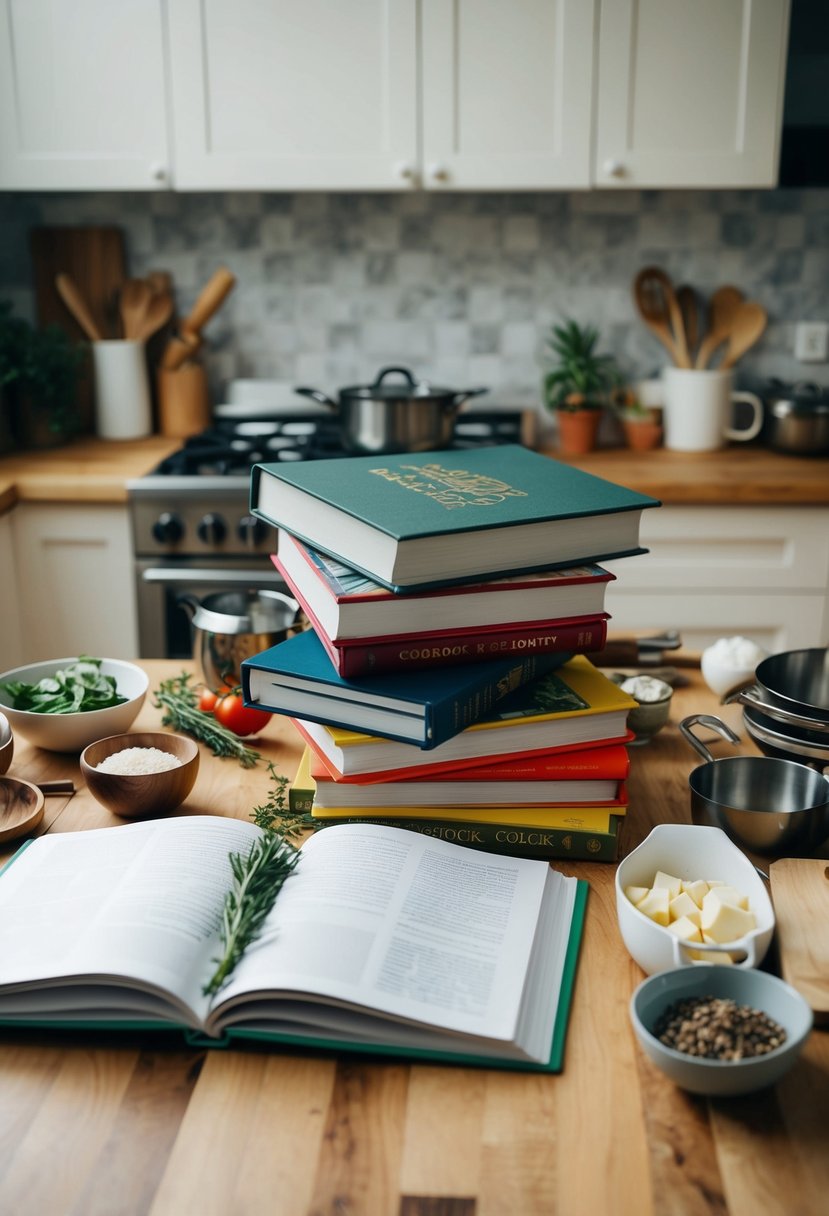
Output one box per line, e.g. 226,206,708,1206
152,512,184,544
197,513,227,545
238,515,267,546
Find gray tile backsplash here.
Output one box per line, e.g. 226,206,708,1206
2,188,827,437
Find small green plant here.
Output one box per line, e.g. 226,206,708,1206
0,302,85,442
542,320,619,413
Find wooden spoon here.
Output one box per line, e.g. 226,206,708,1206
0,776,44,844
695,285,744,368
55,273,104,342
134,290,175,343
676,285,701,362
633,267,690,367
719,300,768,369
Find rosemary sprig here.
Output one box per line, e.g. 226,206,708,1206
153,672,261,767
202,764,316,997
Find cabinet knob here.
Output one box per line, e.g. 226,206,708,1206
150,162,168,183
603,158,625,178
427,162,449,184
395,161,416,183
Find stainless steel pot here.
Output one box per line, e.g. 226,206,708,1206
730,647,829,738
178,589,301,692
295,365,488,455
762,380,829,454
680,713,829,856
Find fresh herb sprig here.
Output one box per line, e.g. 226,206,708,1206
153,672,260,767
203,765,314,996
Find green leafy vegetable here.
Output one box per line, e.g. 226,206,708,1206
203,766,310,996
1,657,127,714
153,672,261,768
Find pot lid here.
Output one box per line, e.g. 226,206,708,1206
764,378,829,412
344,366,469,401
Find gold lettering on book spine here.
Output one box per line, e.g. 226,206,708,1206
369,462,528,510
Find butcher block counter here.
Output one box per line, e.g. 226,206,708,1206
0,436,827,514
0,659,826,1216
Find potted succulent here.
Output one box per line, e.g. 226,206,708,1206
0,302,85,449
541,320,618,455
610,386,663,452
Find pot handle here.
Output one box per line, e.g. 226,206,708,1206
732,686,829,736
678,713,741,764
294,386,338,410
448,386,490,409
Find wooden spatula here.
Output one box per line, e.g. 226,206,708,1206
719,300,768,369
695,284,744,368
633,267,689,367
769,857,829,1025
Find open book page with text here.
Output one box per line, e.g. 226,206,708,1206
0,817,262,1028
209,823,574,1059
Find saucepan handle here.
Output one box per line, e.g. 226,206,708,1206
678,713,741,764
294,386,338,409
449,387,489,408
733,687,829,736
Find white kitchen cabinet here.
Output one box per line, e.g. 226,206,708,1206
595,0,791,189
0,513,23,673
0,0,171,191
11,504,139,664
167,0,418,191
602,505,829,652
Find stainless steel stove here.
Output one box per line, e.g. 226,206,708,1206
128,407,536,658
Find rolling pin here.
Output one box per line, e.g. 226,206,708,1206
180,266,236,339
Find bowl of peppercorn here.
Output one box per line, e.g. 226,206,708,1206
630,966,813,1096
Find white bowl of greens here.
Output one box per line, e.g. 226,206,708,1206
0,657,148,753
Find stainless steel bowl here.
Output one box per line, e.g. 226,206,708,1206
763,381,829,455
743,703,829,769
680,714,829,856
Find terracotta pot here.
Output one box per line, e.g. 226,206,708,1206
556,409,602,456
622,417,663,452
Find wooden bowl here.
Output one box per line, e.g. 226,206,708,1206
0,712,13,775
80,732,199,819
0,776,44,843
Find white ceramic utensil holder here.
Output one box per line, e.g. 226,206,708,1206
93,340,153,440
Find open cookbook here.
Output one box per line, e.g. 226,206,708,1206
0,817,587,1071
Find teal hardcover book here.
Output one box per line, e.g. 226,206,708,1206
240,625,571,748
0,817,587,1074
250,444,660,591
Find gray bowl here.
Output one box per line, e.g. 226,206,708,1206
631,966,813,1096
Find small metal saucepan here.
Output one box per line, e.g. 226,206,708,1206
679,713,829,856
762,380,829,455
295,365,488,455
729,647,829,739
178,589,301,693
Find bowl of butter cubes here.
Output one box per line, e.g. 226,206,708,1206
615,823,775,974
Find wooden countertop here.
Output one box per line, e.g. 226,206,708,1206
1,659,826,1216
0,437,827,514
0,434,180,511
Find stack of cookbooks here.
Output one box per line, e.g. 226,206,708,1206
243,444,660,860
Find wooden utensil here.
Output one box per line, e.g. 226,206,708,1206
180,266,236,338
120,279,175,343
633,267,690,367
54,273,104,342
676,285,700,361
719,299,768,369
769,857,829,1025
160,330,202,372
31,225,126,341
0,777,45,844
695,284,744,368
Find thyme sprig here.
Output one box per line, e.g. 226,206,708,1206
153,672,260,767
202,764,318,997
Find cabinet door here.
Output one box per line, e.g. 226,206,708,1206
421,0,595,190
12,505,139,663
594,0,791,188
0,0,170,190
168,0,417,190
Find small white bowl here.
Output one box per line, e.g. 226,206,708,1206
615,823,775,974
701,637,768,698
0,658,148,753
631,965,812,1096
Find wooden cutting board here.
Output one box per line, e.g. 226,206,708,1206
769,857,829,1025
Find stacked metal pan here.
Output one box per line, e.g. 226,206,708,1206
732,649,829,770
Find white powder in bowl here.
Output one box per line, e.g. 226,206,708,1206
96,746,182,775
703,636,766,668
621,675,672,703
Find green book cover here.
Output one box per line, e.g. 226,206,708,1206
251,445,661,591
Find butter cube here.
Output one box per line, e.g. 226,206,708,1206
636,886,670,926
681,879,709,908
706,880,726,888
700,892,756,942
666,915,703,943
652,870,682,898
705,885,749,910
625,885,650,906
669,892,702,926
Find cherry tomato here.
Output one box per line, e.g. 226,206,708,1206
213,693,271,737
199,688,218,713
